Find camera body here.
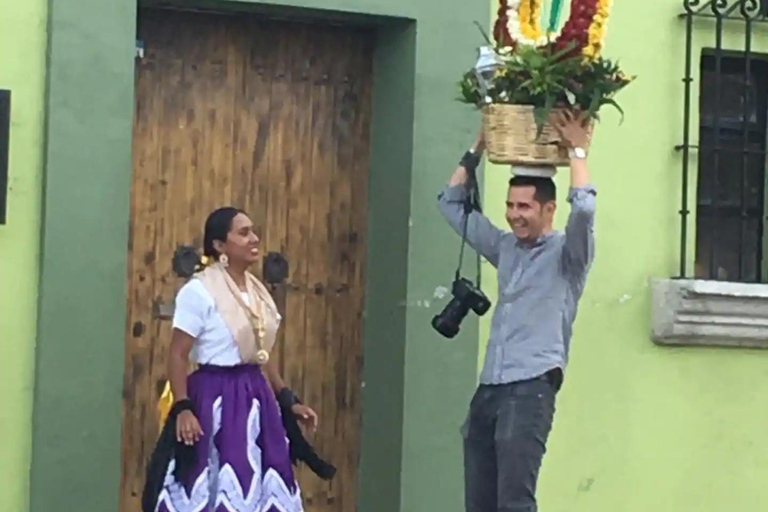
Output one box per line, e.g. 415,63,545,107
431,277,491,338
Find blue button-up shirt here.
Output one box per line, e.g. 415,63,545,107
437,183,596,385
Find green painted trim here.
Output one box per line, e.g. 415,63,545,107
30,0,136,511
32,1,487,511
357,21,415,512
141,0,411,24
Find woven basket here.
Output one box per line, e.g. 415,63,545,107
482,104,579,166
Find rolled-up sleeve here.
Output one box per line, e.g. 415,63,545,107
437,184,503,267
563,185,596,278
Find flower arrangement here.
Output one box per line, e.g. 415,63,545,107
459,0,633,162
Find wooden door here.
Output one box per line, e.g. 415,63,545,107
121,9,372,512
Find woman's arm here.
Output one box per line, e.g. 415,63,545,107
263,359,285,394
168,329,194,401
263,359,319,432
168,328,203,444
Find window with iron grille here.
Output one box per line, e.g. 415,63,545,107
694,52,768,282
678,0,768,283
650,1,768,349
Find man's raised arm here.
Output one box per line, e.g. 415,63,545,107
437,135,503,268
554,112,596,278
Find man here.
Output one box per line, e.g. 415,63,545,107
437,111,595,512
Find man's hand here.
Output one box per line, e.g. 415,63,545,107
552,110,591,149
449,130,485,187
552,109,591,188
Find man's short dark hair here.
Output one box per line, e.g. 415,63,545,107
508,175,557,203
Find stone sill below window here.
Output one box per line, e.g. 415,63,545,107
651,278,768,349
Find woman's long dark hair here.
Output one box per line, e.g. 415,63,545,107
203,207,245,260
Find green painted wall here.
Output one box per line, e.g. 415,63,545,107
32,1,487,512
0,1,47,511
479,1,768,511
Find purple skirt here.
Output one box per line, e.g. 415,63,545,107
156,365,304,512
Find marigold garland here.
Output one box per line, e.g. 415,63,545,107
507,0,546,47
583,0,611,59
519,0,543,42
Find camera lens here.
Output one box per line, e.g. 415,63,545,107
431,314,459,338
431,297,470,338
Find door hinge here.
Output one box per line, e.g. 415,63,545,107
135,39,145,59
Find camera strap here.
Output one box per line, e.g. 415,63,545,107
455,167,483,287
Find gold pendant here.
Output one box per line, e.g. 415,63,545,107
255,349,269,365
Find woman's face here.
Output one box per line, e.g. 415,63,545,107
216,213,260,266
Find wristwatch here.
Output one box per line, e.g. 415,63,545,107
569,147,587,159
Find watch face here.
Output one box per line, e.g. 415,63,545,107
574,147,587,158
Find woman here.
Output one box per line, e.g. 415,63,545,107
148,207,317,512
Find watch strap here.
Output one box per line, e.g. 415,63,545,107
569,147,587,159
460,149,481,171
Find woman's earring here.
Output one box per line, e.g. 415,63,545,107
219,254,229,267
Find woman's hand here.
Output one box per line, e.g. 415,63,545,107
291,404,319,433
176,410,204,445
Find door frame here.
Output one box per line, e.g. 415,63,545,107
30,1,488,512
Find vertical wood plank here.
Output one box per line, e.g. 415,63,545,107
302,26,341,511
121,23,162,512
266,26,301,395
344,34,374,512
329,31,357,512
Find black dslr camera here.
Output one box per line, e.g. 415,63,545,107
431,277,491,338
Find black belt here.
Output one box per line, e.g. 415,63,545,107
483,368,563,392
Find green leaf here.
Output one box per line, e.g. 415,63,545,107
547,41,577,63
453,37,634,124
473,21,494,47
602,97,625,124
534,93,556,138
518,79,533,90
588,88,601,118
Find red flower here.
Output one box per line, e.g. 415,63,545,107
553,0,598,58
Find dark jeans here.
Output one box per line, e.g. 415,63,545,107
461,371,559,512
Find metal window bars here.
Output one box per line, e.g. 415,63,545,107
678,0,768,282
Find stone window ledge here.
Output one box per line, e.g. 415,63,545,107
651,278,768,349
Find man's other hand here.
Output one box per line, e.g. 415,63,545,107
472,130,486,154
